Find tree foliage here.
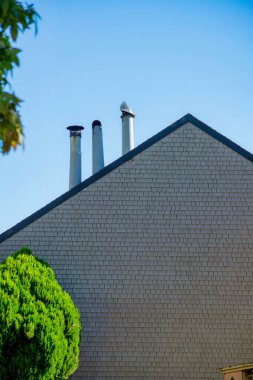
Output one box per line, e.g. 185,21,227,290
0,248,81,379
0,1,40,153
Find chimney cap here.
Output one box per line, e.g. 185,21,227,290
67,125,84,132
120,101,135,117
92,120,102,128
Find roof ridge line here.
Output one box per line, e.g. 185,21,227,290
1,113,252,243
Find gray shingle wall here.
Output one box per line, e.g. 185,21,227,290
1,122,253,379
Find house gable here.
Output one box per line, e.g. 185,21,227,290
1,113,252,244
1,116,253,378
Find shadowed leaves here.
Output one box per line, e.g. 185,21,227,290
0,1,40,153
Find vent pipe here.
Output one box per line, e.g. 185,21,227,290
92,120,104,174
67,125,84,190
120,101,135,155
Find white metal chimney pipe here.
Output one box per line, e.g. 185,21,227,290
120,101,135,155
92,120,104,174
67,125,84,189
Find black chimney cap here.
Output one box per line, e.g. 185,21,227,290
67,125,84,132
92,120,102,128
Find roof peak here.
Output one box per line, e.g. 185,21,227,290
1,113,252,243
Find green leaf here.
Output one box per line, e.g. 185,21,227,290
2,0,9,18
10,25,18,41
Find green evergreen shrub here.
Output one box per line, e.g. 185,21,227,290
0,247,81,379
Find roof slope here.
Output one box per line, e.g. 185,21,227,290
1,113,252,243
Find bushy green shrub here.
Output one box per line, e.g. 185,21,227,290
0,247,81,379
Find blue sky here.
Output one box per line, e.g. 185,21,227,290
1,0,253,233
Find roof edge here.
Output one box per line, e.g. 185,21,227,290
220,362,253,373
1,113,253,244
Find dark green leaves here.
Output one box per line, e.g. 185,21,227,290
0,0,40,33
0,1,40,153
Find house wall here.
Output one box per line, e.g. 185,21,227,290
224,371,242,380
224,371,243,380
1,122,253,379
223,369,252,380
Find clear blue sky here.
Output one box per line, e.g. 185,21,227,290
1,0,253,233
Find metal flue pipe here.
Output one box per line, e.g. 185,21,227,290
67,125,84,189
120,101,135,155
92,120,104,174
